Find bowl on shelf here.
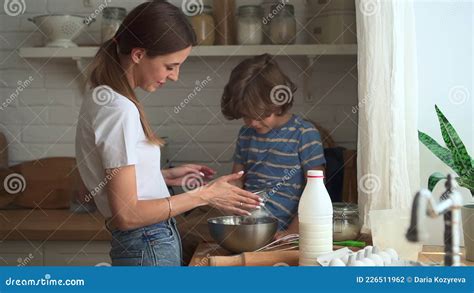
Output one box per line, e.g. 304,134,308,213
208,215,278,253
29,14,94,48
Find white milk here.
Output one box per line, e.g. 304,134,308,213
298,170,333,266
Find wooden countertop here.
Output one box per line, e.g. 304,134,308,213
0,209,110,241
189,242,474,266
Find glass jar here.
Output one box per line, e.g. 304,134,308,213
333,203,361,241
213,0,236,45
188,5,215,46
237,5,264,45
249,189,271,218
262,0,277,44
101,7,127,43
269,4,296,44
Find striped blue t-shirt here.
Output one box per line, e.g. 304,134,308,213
233,114,326,230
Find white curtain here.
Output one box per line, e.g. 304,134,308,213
356,0,420,232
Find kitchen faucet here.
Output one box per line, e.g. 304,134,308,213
406,174,463,266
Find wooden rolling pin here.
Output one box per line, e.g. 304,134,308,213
208,245,362,266
209,251,299,266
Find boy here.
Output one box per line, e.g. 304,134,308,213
221,54,326,237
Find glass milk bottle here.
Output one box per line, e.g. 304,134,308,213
298,170,333,266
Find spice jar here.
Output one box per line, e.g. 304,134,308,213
101,7,127,43
333,203,361,241
188,5,215,46
269,4,296,44
237,5,264,45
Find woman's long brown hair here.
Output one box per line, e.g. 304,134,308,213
89,0,196,146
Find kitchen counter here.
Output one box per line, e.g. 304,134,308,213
189,242,474,266
0,209,110,241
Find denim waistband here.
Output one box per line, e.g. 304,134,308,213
105,217,176,233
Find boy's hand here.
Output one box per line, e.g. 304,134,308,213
230,163,245,188
274,230,290,240
274,217,299,240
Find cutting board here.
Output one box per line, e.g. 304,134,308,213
0,168,16,208
209,251,300,266
9,157,79,209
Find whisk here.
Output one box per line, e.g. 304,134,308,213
254,234,300,252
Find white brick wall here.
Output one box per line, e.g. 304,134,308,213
0,0,358,175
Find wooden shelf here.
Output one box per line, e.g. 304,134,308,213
0,209,109,241
19,44,357,59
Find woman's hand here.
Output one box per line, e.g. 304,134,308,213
198,171,263,215
162,164,215,187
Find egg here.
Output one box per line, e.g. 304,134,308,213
328,258,346,267
384,248,399,262
347,254,365,266
340,254,350,264
377,251,392,265
368,253,384,266
364,246,373,256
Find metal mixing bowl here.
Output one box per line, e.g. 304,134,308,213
207,216,278,253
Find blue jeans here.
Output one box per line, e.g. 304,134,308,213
106,218,182,266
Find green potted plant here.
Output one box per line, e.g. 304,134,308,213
419,105,474,261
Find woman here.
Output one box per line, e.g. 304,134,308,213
75,1,262,266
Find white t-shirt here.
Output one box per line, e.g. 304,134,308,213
75,85,169,218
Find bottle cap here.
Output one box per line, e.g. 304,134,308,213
307,170,324,178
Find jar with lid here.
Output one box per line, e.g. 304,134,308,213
237,5,264,45
188,5,215,46
262,0,277,44
213,0,236,45
269,4,296,44
248,189,271,218
333,203,361,241
101,7,127,43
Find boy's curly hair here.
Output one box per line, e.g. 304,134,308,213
221,54,297,120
